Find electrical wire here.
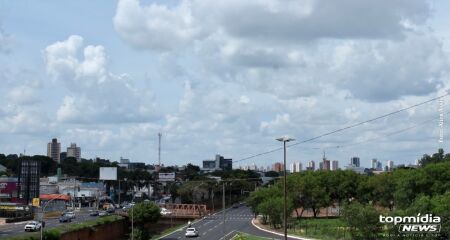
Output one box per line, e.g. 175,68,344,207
234,93,449,163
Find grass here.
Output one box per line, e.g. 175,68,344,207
287,217,351,240
150,223,186,240
232,232,273,240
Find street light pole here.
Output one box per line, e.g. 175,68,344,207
276,136,295,240
40,194,65,240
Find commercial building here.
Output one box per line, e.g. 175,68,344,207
322,159,331,170
272,162,284,172
306,161,315,171
387,160,394,171
67,143,81,162
202,154,233,171
18,158,41,204
289,162,302,173
331,160,339,170
350,157,360,167
47,138,61,163
0,177,19,203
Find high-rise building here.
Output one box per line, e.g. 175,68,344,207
47,138,61,163
67,143,81,162
202,154,232,171
376,161,382,171
350,157,360,167
323,160,331,170
18,158,41,204
331,160,339,170
295,162,302,172
387,160,394,171
272,162,284,172
289,162,302,173
307,161,315,171
371,159,378,169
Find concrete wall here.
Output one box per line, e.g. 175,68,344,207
60,218,126,240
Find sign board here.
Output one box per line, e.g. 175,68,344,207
158,172,175,182
99,167,117,180
32,198,40,207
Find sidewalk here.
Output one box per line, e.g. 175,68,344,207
251,217,316,240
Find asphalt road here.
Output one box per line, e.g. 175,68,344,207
161,206,297,240
0,209,98,237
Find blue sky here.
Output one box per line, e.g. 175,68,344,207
1,0,450,169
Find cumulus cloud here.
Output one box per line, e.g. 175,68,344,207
113,0,448,103
113,0,202,51
44,35,159,123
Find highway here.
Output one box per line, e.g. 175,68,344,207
0,209,97,237
161,205,297,240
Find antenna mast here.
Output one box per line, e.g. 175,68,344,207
158,132,162,166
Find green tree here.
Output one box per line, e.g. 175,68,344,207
341,202,382,240
257,196,293,228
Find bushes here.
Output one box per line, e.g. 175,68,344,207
341,202,382,240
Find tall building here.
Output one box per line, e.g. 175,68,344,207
323,159,331,170
47,138,61,163
307,161,315,171
371,159,378,169
272,162,284,172
67,143,81,162
387,160,394,171
331,160,339,170
289,162,302,173
18,158,41,204
376,161,383,171
350,157,360,167
202,154,232,171
295,162,302,172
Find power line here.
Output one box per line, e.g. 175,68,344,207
234,93,449,163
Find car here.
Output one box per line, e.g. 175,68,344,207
160,208,172,216
98,211,108,216
106,207,115,213
24,221,41,232
185,228,199,237
59,215,72,223
89,210,99,216
64,212,76,219
232,203,239,208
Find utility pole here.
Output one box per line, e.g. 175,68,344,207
222,181,225,234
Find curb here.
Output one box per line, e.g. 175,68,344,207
156,206,234,240
251,219,316,240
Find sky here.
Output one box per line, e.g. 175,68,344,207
1,0,450,169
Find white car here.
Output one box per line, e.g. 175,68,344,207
185,228,199,237
24,221,41,232
64,212,76,219
160,208,172,216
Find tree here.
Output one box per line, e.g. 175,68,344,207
130,202,161,225
287,172,330,217
257,196,293,228
342,202,382,240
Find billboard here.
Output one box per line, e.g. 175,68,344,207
158,172,175,182
99,167,117,180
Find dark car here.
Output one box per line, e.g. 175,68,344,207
59,215,72,223
232,203,239,208
89,210,99,216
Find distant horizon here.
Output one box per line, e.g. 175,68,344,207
1,0,450,169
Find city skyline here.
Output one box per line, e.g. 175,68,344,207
1,0,450,168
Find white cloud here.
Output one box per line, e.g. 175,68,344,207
44,35,160,123
113,0,202,51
